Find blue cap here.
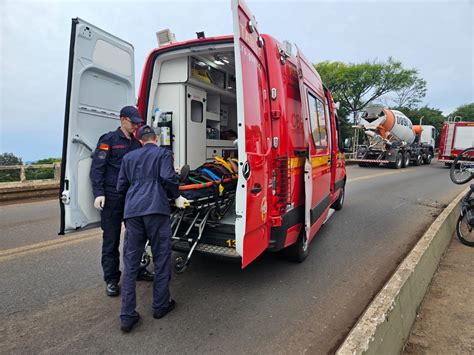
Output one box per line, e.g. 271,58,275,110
137,125,155,139
120,106,142,123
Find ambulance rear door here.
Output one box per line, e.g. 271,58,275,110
232,0,272,267
59,18,135,234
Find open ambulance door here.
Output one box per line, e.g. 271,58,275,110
59,18,135,234
296,46,317,244
232,0,272,267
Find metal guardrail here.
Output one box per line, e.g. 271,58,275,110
0,163,61,182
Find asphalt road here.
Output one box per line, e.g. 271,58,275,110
0,162,466,354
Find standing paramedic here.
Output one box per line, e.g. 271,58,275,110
90,106,154,297
117,125,189,333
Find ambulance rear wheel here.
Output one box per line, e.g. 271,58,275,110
285,229,309,263
331,186,345,211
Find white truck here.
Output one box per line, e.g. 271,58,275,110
353,106,435,168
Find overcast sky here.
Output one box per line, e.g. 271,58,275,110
1,0,473,161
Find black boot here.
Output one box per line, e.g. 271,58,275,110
106,281,120,297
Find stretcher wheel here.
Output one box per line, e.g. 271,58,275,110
140,252,151,268
174,256,187,274
210,209,222,220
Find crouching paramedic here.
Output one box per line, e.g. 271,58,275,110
90,106,154,297
116,125,189,333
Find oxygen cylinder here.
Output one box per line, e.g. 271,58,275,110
160,125,171,146
157,111,173,148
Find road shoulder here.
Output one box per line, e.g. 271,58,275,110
403,237,474,354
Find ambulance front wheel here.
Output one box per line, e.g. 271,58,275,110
174,256,187,274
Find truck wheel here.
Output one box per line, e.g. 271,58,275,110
402,153,410,168
284,229,309,263
414,154,423,166
423,153,432,165
391,153,403,169
331,186,345,211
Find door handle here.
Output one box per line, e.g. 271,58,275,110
72,135,93,152
250,184,262,194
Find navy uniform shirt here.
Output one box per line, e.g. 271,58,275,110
90,127,142,198
117,144,180,219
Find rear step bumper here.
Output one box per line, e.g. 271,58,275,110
172,240,241,261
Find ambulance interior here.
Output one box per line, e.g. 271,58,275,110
146,43,239,228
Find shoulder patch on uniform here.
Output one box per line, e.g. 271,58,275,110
98,150,107,159
99,143,109,151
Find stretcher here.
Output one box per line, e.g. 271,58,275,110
140,157,238,273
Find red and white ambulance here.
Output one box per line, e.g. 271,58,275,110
60,0,347,269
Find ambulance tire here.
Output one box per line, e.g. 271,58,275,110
284,229,309,263
331,186,345,211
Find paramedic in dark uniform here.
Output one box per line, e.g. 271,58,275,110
90,106,154,298
117,125,189,333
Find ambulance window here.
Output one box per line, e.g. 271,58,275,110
191,100,203,123
307,92,328,149
316,99,328,148
307,93,320,146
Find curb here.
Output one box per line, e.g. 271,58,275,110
336,187,468,355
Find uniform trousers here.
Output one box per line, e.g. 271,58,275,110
100,193,124,282
120,214,172,322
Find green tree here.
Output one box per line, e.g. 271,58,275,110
33,157,61,165
0,153,22,182
27,157,61,180
386,77,427,108
449,103,474,121
315,58,425,123
0,152,23,166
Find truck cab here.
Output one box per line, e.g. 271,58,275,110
59,0,346,269
420,125,436,148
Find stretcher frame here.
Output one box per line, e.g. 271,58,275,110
140,176,237,273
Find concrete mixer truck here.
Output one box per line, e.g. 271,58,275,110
353,106,435,168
